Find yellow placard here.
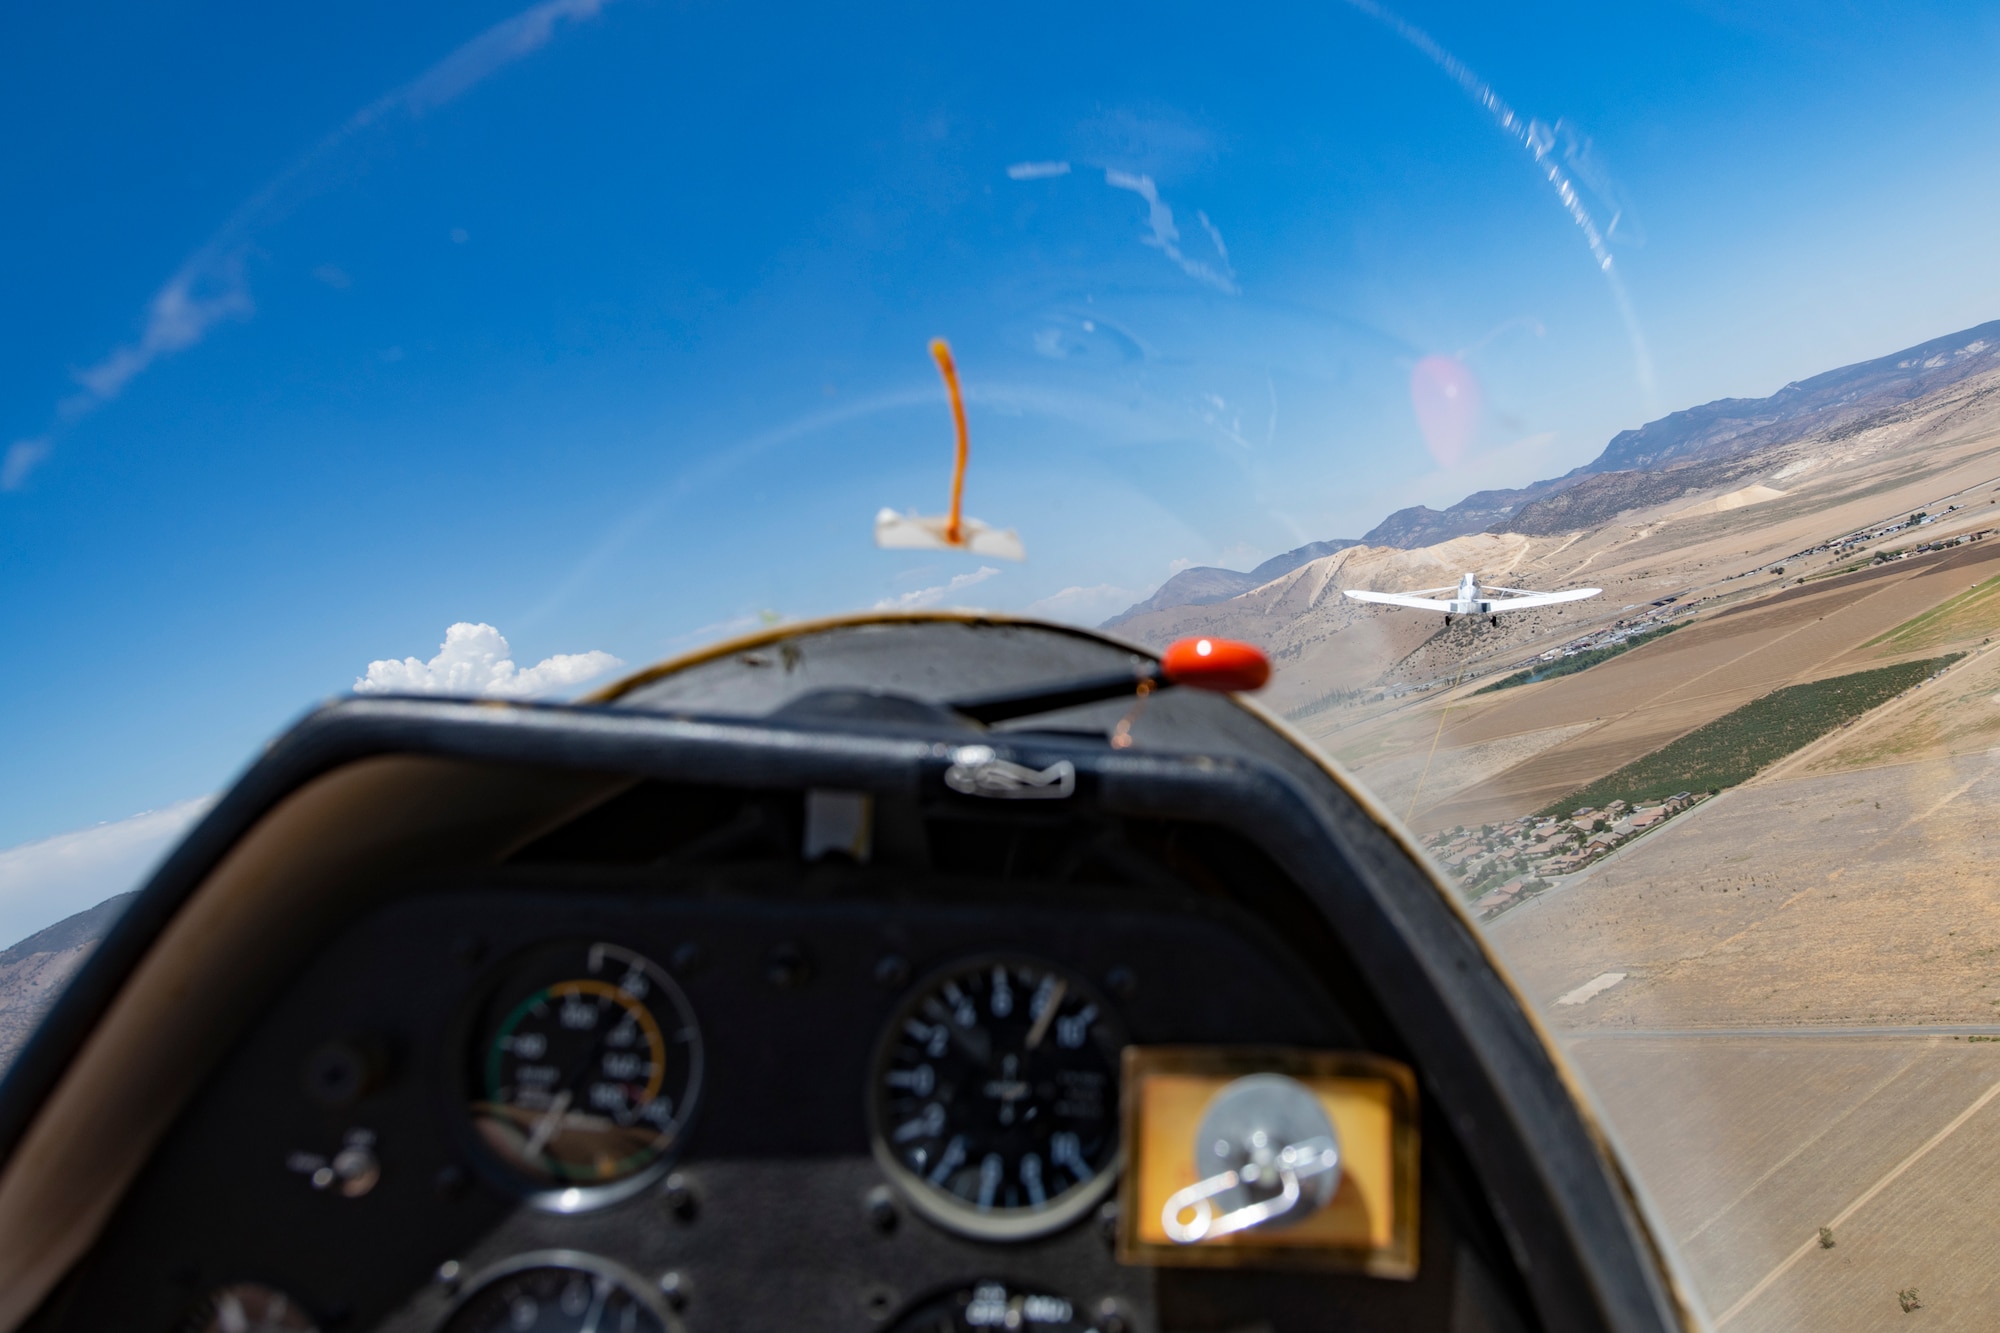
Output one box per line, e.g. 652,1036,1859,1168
1118,1048,1419,1277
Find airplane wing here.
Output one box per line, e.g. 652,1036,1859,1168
1342,589,1457,611
1485,587,1602,612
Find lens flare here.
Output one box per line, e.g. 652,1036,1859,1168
1409,355,1481,468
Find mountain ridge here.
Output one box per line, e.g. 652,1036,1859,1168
1104,317,2000,624
1103,538,1359,628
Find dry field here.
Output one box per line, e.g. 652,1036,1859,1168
1484,753,2000,1326
1575,1034,2000,1329
1415,539,2000,828
1198,368,2000,832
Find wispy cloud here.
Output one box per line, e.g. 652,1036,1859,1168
1196,211,1230,266
1026,583,1141,626
1007,160,1071,180
1339,0,1656,410
1,439,50,492
354,622,623,698
10,0,614,491
875,565,1001,610
70,254,255,402
0,797,214,951
394,0,606,114
1104,170,1238,293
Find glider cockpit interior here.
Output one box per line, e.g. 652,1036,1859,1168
0,616,1689,1333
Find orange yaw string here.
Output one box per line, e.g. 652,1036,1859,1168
929,338,970,545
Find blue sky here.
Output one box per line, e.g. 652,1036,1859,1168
5,0,2000,882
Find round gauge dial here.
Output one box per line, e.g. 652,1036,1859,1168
469,943,701,1201
888,1279,1099,1333
869,956,1125,1240
439,1253,672,1333
181,1284,318,1333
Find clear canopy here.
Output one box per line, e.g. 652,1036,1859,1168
8,3,2000,1326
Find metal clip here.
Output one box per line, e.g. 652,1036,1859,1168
1161,1136,1340,1244
943,746,1076,799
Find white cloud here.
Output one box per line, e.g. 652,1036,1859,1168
0,798,214,951
1006,161,1072,180
875,566,1001,610
1026,584,1142,625
72,255,256,401
354,623,624,698
1167,556,1197,574
1104,170,1238,293
398,0,607,114
1196,210,1231,266
7,0,615,489
1,439,50,492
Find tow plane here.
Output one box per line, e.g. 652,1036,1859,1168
1343,571,1601,625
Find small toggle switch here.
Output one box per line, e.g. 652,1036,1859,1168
285,1127,381,1198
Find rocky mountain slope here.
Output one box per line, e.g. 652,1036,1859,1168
1592,319,2000,473
1103,538,1358,626
0,892,132,1073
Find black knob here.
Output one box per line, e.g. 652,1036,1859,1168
303,1038,390,1109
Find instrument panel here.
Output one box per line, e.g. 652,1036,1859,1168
41,860,1477,1332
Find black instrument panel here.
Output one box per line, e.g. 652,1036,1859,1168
33,860,1494,1332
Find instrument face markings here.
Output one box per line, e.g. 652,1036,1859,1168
470,944,702,1195
869,956,1124,1240
439,1254,673,1333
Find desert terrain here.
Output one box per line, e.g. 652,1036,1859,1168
1115,347,2000,1325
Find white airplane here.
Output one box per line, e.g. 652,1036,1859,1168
1342,572,1601,624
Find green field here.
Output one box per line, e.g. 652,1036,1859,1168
1476,621,1684,695
1539,654,1963,817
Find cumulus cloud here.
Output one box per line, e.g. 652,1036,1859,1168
1,439,50,492
354,623,624,698
1006,161,1071,180
875,566,1001,611
0,797,214,951
1026,584,1142,625
1104,170,1237,293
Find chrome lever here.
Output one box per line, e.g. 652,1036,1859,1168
1161,1136,1339,1242
1160,1072,1343,1245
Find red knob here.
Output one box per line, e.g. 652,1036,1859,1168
1159,637,1271,693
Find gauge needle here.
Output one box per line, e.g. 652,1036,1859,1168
1026,979,1067,1050
579,1276,611,1333
523,1089,573,1160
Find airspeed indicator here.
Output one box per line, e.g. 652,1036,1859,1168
468,943,701,1205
